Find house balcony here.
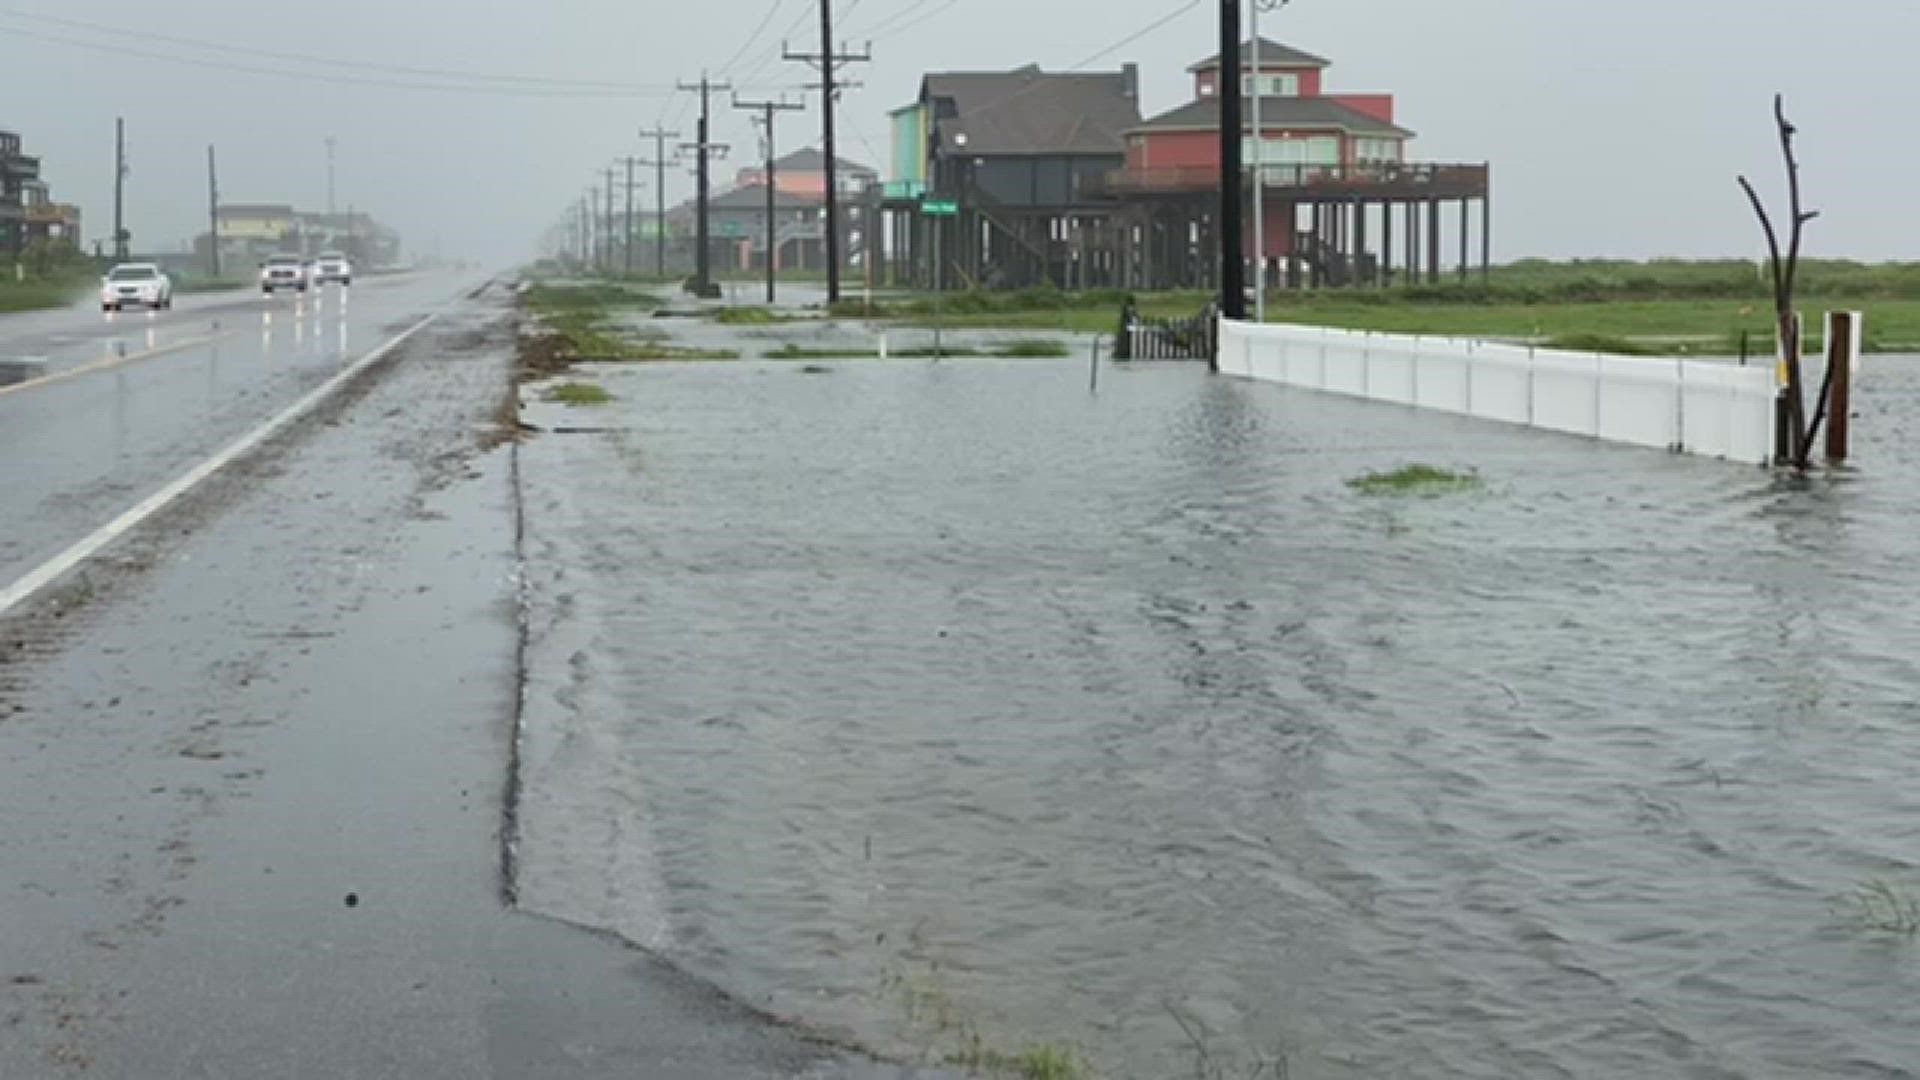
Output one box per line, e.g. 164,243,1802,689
0,155,40,179
1097,161,1490,201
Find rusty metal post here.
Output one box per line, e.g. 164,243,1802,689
1825,310,1855,463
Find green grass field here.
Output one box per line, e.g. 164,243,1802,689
837,262,1920,355
0,277,87,313
536,263,1920,356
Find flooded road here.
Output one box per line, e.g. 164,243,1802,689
516,353,1920,1078
0,273,469,588
0,291,942,1078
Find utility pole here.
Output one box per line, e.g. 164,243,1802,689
784,6,870,304
207,144,220,278
675,74,731,298
325,137,337,217
113,117,128,260
620,156,643,276
1218,0,1246,322
587,186,602,270
734,94,804,305
1250,1,1290,322
637,127,680,280
603,167,617,274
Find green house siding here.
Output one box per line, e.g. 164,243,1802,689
890,104,927,187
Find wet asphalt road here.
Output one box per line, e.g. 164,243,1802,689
0,274,463,589
0,285,941,1078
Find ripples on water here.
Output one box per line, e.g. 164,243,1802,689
514,357,1920,1078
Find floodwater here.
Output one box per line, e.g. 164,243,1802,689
514,353,1920,1079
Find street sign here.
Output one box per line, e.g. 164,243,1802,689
921,199,958,217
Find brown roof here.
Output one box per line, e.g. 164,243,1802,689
1189,36,1331,72
708,184,823,212
767,147,875,176
1132,95,1413,139
920,65,1140,157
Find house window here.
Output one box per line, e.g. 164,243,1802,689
1353,138,1403,164
1240,73,1300,97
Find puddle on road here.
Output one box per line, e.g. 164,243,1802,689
514,356,1920,1078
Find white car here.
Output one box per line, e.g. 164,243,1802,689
101,263,174,311
312,252,353,286
260,254,310,294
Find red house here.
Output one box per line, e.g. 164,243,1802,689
1114,37,1490,287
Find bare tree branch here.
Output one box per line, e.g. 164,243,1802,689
1804,350,1838,451
1738,175,1785,309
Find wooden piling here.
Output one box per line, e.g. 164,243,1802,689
1825,310,1855,463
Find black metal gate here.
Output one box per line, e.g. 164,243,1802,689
1114,300,1218,361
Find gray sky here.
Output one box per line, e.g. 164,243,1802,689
2,0,1914,266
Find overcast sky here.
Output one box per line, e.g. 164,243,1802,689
2,0,1914,266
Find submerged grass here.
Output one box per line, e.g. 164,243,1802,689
763,339,1071,360
1347,464,1483,496
948,1038,1093,1080
524,281,666,312
522,280,736,361
712,305,802,325
1837,880,1920,936
542,381,613,406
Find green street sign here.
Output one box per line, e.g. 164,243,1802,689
921,199,958,217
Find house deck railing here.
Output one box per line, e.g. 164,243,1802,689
1099,161,1490,197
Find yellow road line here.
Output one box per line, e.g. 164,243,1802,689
0,330,242,400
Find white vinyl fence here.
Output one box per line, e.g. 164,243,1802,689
1217,319,1778,465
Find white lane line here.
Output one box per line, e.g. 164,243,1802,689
0,309,446,618
0,331,241,400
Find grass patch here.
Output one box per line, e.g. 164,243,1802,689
617,343,739,360
765,344,877,360
991,338,1074,358
1838,879,1920,936
712,305,800,325
763,339,1072,360
0,278,87,313
522,281,732,361
947,1039,1092,1080
542,381,613,406
1539,333,1663,356
836,259,1920,352
1347,464,1483,496
892,345,985,358
524,281,666,314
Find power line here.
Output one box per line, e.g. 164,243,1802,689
0,8,673,91
870,0,962,42
926,0,1201,129
717,0,791,76
847,0,940,40
0,23,679,99
731,1,821,94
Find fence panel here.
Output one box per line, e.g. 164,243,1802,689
1369,343,1418,405
1528,354,1603,438
1217,317,1775,465
1411,345,1473,415
1598,356,1681,451
1322,341,1370,398
1467,349,1532,425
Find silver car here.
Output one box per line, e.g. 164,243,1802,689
259,255,310,294
100,263,174,312
312,251,354,286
